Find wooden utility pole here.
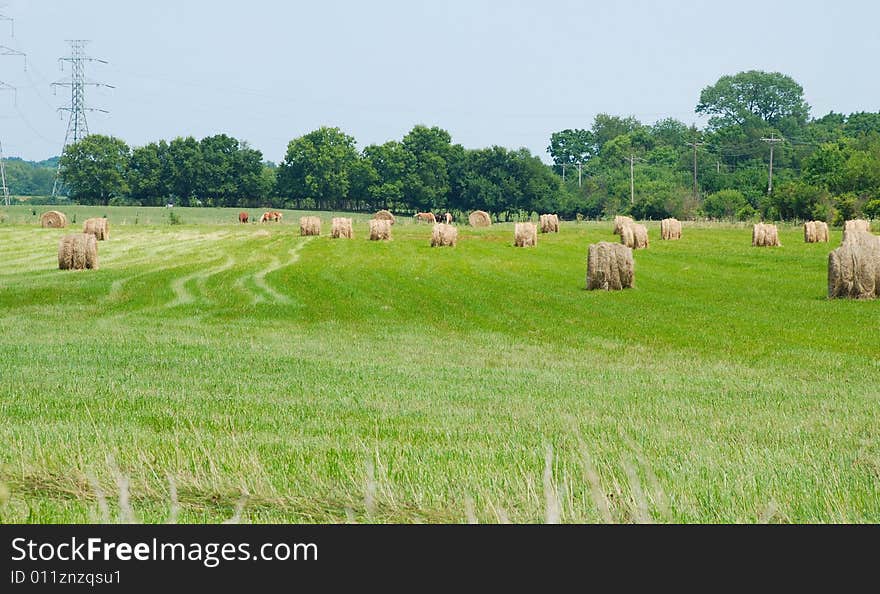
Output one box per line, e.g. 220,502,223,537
761,134,784,194
629,155,635,205
686,136,705,202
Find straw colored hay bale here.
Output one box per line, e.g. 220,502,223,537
41,210,68,228
540,214,560,233
619,222,649,249
660,218,682,240
374,210,396,225
369,219,392,241
613,215,634,235
828,230,880,299
586,242,634,291
752,223,780,247
468,210,492,227
843,219,871,243
514,222,537,247
331,217,353,239
803,221,829,243
804,221,815,243
82,217,109,240
299,216,321,236
58,233,98,270
431,223,458,247
619,223,634,248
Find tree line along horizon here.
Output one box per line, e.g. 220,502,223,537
7,70,880,224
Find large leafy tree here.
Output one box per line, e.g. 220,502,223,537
547,129,594,172
166,136,204,206
362,141,409,209
401,125,452,211
128,141,169,205
591,114,643,150
59,134,130,205
276,127,358,208
696,70,810,132
199,134,240,206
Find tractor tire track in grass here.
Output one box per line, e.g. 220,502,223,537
104,231,239,305
250,237,312,305
166,255,237,308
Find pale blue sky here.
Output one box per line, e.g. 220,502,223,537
0,0,877,162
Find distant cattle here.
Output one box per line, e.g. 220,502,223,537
415,212,436,224
444,212,452,224
260,211,283,223
239,211,249,223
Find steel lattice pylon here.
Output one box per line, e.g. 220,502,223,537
51,40,113,197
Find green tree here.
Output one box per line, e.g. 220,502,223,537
276,127,359,209
362,141,408,210
199,134,240,206
128,141,169,205
166,136,203,206
696,70,810,132
402,125,453,211
702,189,748,219
769,181,831,220
58,134,130,205
591,114,643,150
547,129,594,173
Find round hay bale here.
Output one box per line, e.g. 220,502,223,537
514,222,537,247
468,210,491,227
299,216,322,236
843,219,871,243
41,210,68,228
828,230,880,299
803,221,816,243
613,215,634,236
752,223,780,247
619,222,648,249
331,217,353,239
82,217,109,240
586,241,634,291
660,218,681,240
619,223,634,248
540,214,560,233
374,210,396,225
804,221,828,243
58,233,98,271
431,223,458,247
369,219,392,241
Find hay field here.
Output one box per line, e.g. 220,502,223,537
0,207,878,523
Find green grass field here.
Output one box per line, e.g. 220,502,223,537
0,206,878,523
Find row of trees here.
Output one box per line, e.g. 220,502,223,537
59,134,272,207
3,157,57,196
55,70,880,221
548,71,880,222
58,126,565,218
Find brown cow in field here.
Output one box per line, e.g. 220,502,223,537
239,211,249,223
260,211,283,223
415,212,436,224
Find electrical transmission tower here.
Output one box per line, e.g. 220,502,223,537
0,12,26,207
51,40,113,197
